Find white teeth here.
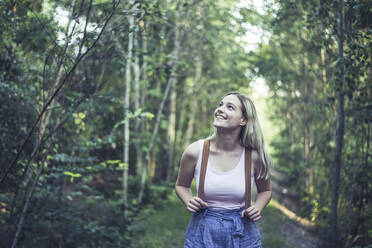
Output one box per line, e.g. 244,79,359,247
216,115,226,120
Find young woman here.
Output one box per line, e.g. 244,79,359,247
175,91,273,247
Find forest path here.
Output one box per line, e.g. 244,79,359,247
129,189,320,248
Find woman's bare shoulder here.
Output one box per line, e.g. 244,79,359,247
182,140,201,162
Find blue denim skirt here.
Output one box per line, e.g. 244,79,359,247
184,207,262,248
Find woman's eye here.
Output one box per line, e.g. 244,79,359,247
228,106,234,110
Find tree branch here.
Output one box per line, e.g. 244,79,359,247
0,0,121,185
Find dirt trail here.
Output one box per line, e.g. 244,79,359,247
269,172,321,248
279,219,319,248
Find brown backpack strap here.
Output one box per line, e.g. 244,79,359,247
245,147,252,208
197,140,210,200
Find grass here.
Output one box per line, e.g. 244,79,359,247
129,190,190,248
129,190,292,248
258,200,292,248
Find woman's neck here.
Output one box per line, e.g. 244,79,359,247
211,128,242,152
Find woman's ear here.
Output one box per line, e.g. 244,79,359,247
240,117,247,126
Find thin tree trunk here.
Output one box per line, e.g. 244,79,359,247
353,123,370,237
183,54,202,148
122,1,135,218
133,20,142,177
330,0,344,245
175,104,185,164
11,126,60,248
181,3,203,153
320,0,331,92
321,47,327,87
154,4,167,95
48,176,67,248
166,2,181,182
345,118,360,248
167,90,177,181
149,150,156,183
301,44,313,198
135,21,149,177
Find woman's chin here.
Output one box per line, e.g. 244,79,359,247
213,123,229,130
213,123,242,133
213,122,224,129
213,119,228,126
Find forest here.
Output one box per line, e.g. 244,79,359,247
0,0,371,247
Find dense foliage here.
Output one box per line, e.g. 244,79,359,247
249,0,372,246
0,0,370,247
0,0,252,247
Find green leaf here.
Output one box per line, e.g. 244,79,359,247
78,112,86,119
64,171,81,178
141,112,155,119
118,163,127,170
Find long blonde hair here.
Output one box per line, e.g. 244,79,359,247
213,91,273,179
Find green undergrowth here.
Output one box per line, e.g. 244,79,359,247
129,189,190,248
129,188,292,248
258,200,292,248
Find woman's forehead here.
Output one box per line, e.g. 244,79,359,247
221,94,242,107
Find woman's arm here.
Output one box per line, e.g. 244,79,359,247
175,141,208,213
254,191,272,213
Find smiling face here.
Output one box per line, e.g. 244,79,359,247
213,94,247,130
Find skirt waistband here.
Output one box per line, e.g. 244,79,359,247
199,207,245,217
184,206,261,248
198,207,246,242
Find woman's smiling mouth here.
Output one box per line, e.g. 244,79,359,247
215,114,227,120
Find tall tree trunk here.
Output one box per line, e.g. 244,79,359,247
149,150,156,183
133,19,141,177
167,90,177,182
353,123,370,237
183,55,202,148
11,112,63,248
166,1,181,183
154,1,167,95
301,40,314,199
122,1,135,218
135,21,149,177
48,176,67,248
182,2,202,157
345,118,360,247
299,28,314,199
330,0,344,245
320,0,333,98
320,47,327,87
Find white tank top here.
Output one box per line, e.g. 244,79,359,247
194,139,255,210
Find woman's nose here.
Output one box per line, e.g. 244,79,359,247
216,107,225,115
217,104,226,112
